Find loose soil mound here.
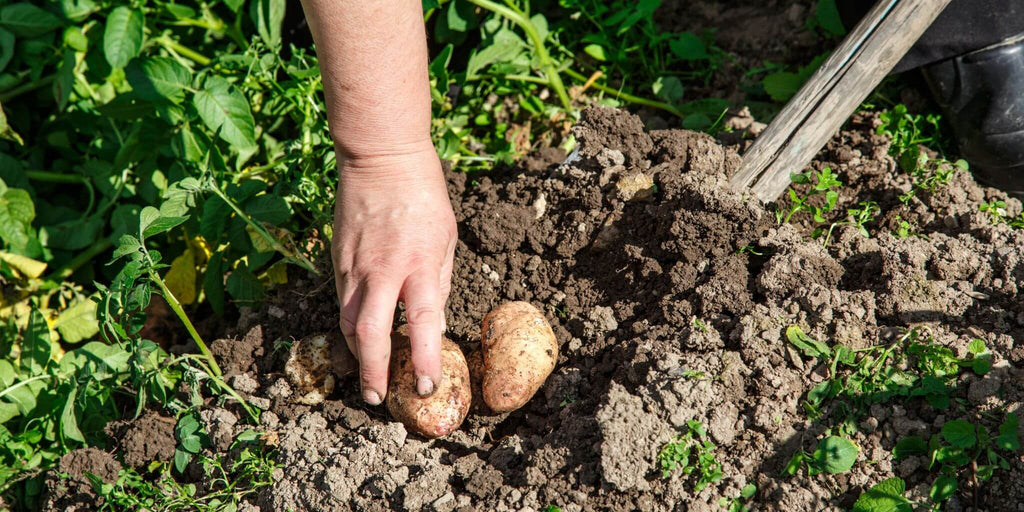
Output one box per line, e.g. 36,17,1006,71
43,107,1024,510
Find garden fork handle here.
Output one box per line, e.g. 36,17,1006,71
730,0,953,202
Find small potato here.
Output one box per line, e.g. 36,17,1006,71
481,301,558,412
386,331,471,438
284,334,336,405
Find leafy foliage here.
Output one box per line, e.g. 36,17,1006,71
786,326,992,433
861,413,1020,508
658,420,723,492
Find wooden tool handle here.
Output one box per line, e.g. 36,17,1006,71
730,0,953,202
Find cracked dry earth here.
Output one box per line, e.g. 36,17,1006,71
44,106,1024,512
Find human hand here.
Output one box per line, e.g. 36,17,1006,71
332,142,457,406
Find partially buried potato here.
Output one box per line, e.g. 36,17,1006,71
386,330,471,438
284,334,336,405
481,301,558,412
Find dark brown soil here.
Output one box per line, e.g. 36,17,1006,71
121,104,1015,512
105,410,177,470
40,448,122,511
38,5,1024,509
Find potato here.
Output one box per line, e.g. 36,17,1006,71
386,330,471,438
480,301,558,412
284,333,336,405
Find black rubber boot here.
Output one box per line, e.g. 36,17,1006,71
922,34,1024,195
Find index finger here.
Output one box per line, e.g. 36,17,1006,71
401,269,443,397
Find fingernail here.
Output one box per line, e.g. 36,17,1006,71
363,389,382,405
416,376,435,397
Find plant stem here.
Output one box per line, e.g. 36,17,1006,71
186,355,259,422
0,75,56,103
157,37,212,66
0,375,51,400
148,268,223,378
27,170,97,218
208,185,319,275
564,68,684,118
45,236,113,281
465,0,571,109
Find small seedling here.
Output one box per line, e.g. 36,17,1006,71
776,167,843,225
861,413,1020,509
891,215,927,240
783,435,859,476
814,200,879,247
979,200,1008,224
786,325,992,430
659,420,723,492
718,483,757,512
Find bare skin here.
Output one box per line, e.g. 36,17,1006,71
298,0,456,405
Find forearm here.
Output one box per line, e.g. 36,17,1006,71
299,0,432,162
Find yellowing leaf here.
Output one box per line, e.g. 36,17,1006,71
262,260,288,285
165,247,197,305
246,224,274,253
54,299,99,344
0,251,46,278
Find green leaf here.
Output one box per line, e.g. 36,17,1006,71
466,27,524,79
61,384,85,443
785,325,831,359
0,3,63,37
139,206,160,237
204,251,225,315
941,420,977,449
583,43,607,61
996,413,1019,452
815,0,846,36
763,72,803,103
226,264,264,303
54,300,99,344
97,93,155,120
244,194,291,225
224,0,245,12
852,478,912,512
652,76,684,104
0,360,14,388
669,32,708,61
445,0,473,31
194,76,257,149
782,451,805,476
200,196,231,244
174,447,191,473
249,0,284,48
740,483,756,499
0,184,35,249
112,234,142,261
968,339,986,354
811,436,858,475
126,57,191,104
144,215,189,238
103,7,144,69
22,309,52,375
422,0,441,10
0,29,14,73
892,436,927,460
929,475,956,503
180,434,201,453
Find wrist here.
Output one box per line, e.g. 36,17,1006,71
336,138,444,187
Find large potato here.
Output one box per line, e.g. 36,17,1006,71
386,331,471,438
481,301,558,412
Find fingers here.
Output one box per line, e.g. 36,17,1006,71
402,269,443,397
338,277,360,357
353,279,401,405
439,237,455,334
